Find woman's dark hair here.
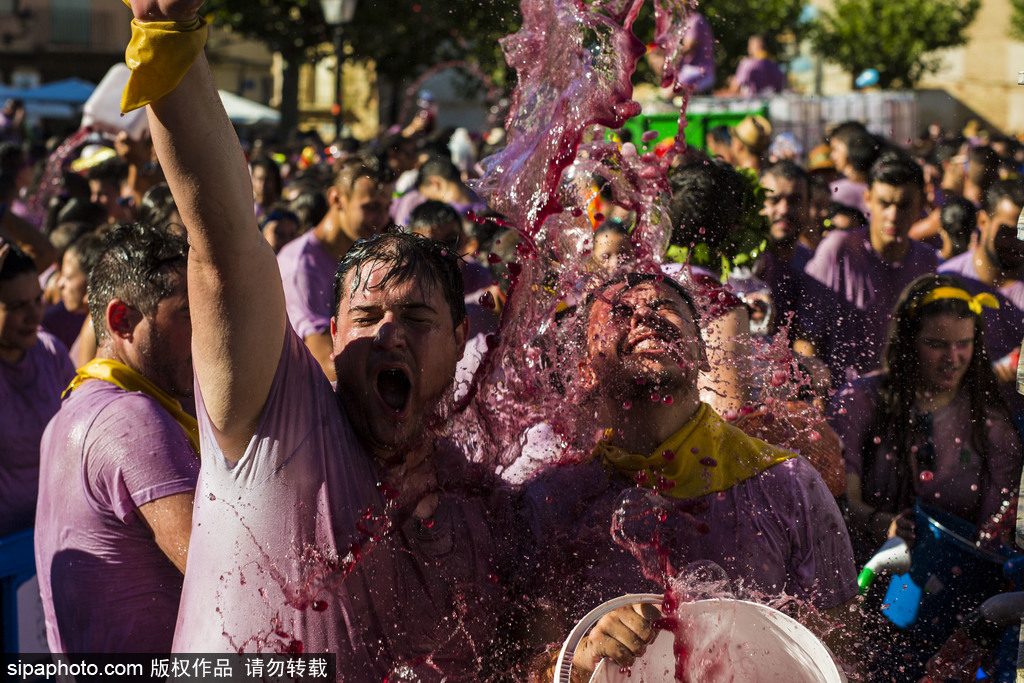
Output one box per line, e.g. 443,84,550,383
862,274,1011,510
0,241,36,282
939,197,977,257
138,183,180,230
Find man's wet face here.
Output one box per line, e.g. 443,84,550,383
331,262,466,458
584,280,702,396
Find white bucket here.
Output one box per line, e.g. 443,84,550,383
556,595,845,683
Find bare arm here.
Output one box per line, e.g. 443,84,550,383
698,304,751,415
137,490,195,573
0,205,56,271
142,18,286,460
304,332,338,382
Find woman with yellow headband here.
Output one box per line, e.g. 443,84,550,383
829,274,1021,561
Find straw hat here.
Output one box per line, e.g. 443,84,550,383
733,115,772,154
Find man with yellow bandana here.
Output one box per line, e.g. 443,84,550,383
35,222,198,654
523,273,859,681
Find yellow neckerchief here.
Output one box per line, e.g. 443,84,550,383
120,1,208,113
64,359,200,458
594,403,794,499
916,287,999,315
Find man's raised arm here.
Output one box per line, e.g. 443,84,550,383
133,0,286,460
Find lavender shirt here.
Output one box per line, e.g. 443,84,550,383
522,455,858,625
806,228,939,373
939,252,1024,323
829,374,1021,555
681,13,715,74
0,331,74,537
829,178,869,217
174,330,511,679
732,56,785,95
277,230,338,339
35,381,199,653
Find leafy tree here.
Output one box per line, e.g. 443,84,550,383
1009,0,1024,41
202,0,520,137
808,0,980,89
345,0,519,123
703,0,805,89
202,0,335,138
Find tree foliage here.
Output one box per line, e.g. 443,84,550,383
1010,0,1024,41
808,0,981,89
702,0,806,89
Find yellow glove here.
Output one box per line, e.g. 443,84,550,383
121,0,208,113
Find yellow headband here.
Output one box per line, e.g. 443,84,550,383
916,287,999,315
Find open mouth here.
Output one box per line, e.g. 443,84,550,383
376,368,412,412
623,332,673,355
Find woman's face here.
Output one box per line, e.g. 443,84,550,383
58,250,89,314
914,313,975,395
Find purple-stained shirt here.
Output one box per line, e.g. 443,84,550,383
173,330,512,680
35,381,199,654
829,374,1022,557
732,56,785,95
0,331,74,537
681,12,715,73
939,251,1024,319
521,454,857,626
806,228,939,373
829,178,869,217
277,230,338,339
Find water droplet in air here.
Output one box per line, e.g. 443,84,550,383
650,392,660,403
873,436,882,444
641,130,659,143
662,449,675,461
311,600,328,612
487,252,502,264
809,430,821,442
700,457,718,468
919,470,934,483
622,400,632,410
661,395,673,404
208,493,216,501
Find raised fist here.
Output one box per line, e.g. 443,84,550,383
127,0,204,23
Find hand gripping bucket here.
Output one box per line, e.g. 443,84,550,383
552,594,845,682
880,504,1018,645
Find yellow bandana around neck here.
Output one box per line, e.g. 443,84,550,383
121,0,208,113
64,359,200,458
594,403,794,499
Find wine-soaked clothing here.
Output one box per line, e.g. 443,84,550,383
173,330,513,681
35,381,199,653
277,230,338,340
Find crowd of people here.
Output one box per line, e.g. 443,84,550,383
2,1,1024,682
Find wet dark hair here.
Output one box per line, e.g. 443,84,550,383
982,178,1024,215
861,274,1010,510
761,159,808,190
138,183,180,230
667,158,747,253
416,155,461,189
333,229,467,328
0,241,36,282
87,158,128,185
939,197,977,257
332,155,381,197
88,223,188,346
289,183,328,232
845,131,881,174
870,151,925,192
408,199,462,234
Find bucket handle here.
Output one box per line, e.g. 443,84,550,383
552,593,664,683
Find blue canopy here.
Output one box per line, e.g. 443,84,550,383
17,78,96,105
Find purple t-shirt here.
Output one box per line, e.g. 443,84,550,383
0,331,74,537
806,228,939,373
41,302,87,354
174,330,510,679
522,454,858,624
35,381,199,654
939,252,1024,321
829,374,1021,555
277,230,338,339
732,56,785,95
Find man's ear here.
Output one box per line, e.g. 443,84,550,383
106,300,142,341
327,185,344,209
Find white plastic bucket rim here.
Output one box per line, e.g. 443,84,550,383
557,595,846,683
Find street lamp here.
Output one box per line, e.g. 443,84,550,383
320,0,358,141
